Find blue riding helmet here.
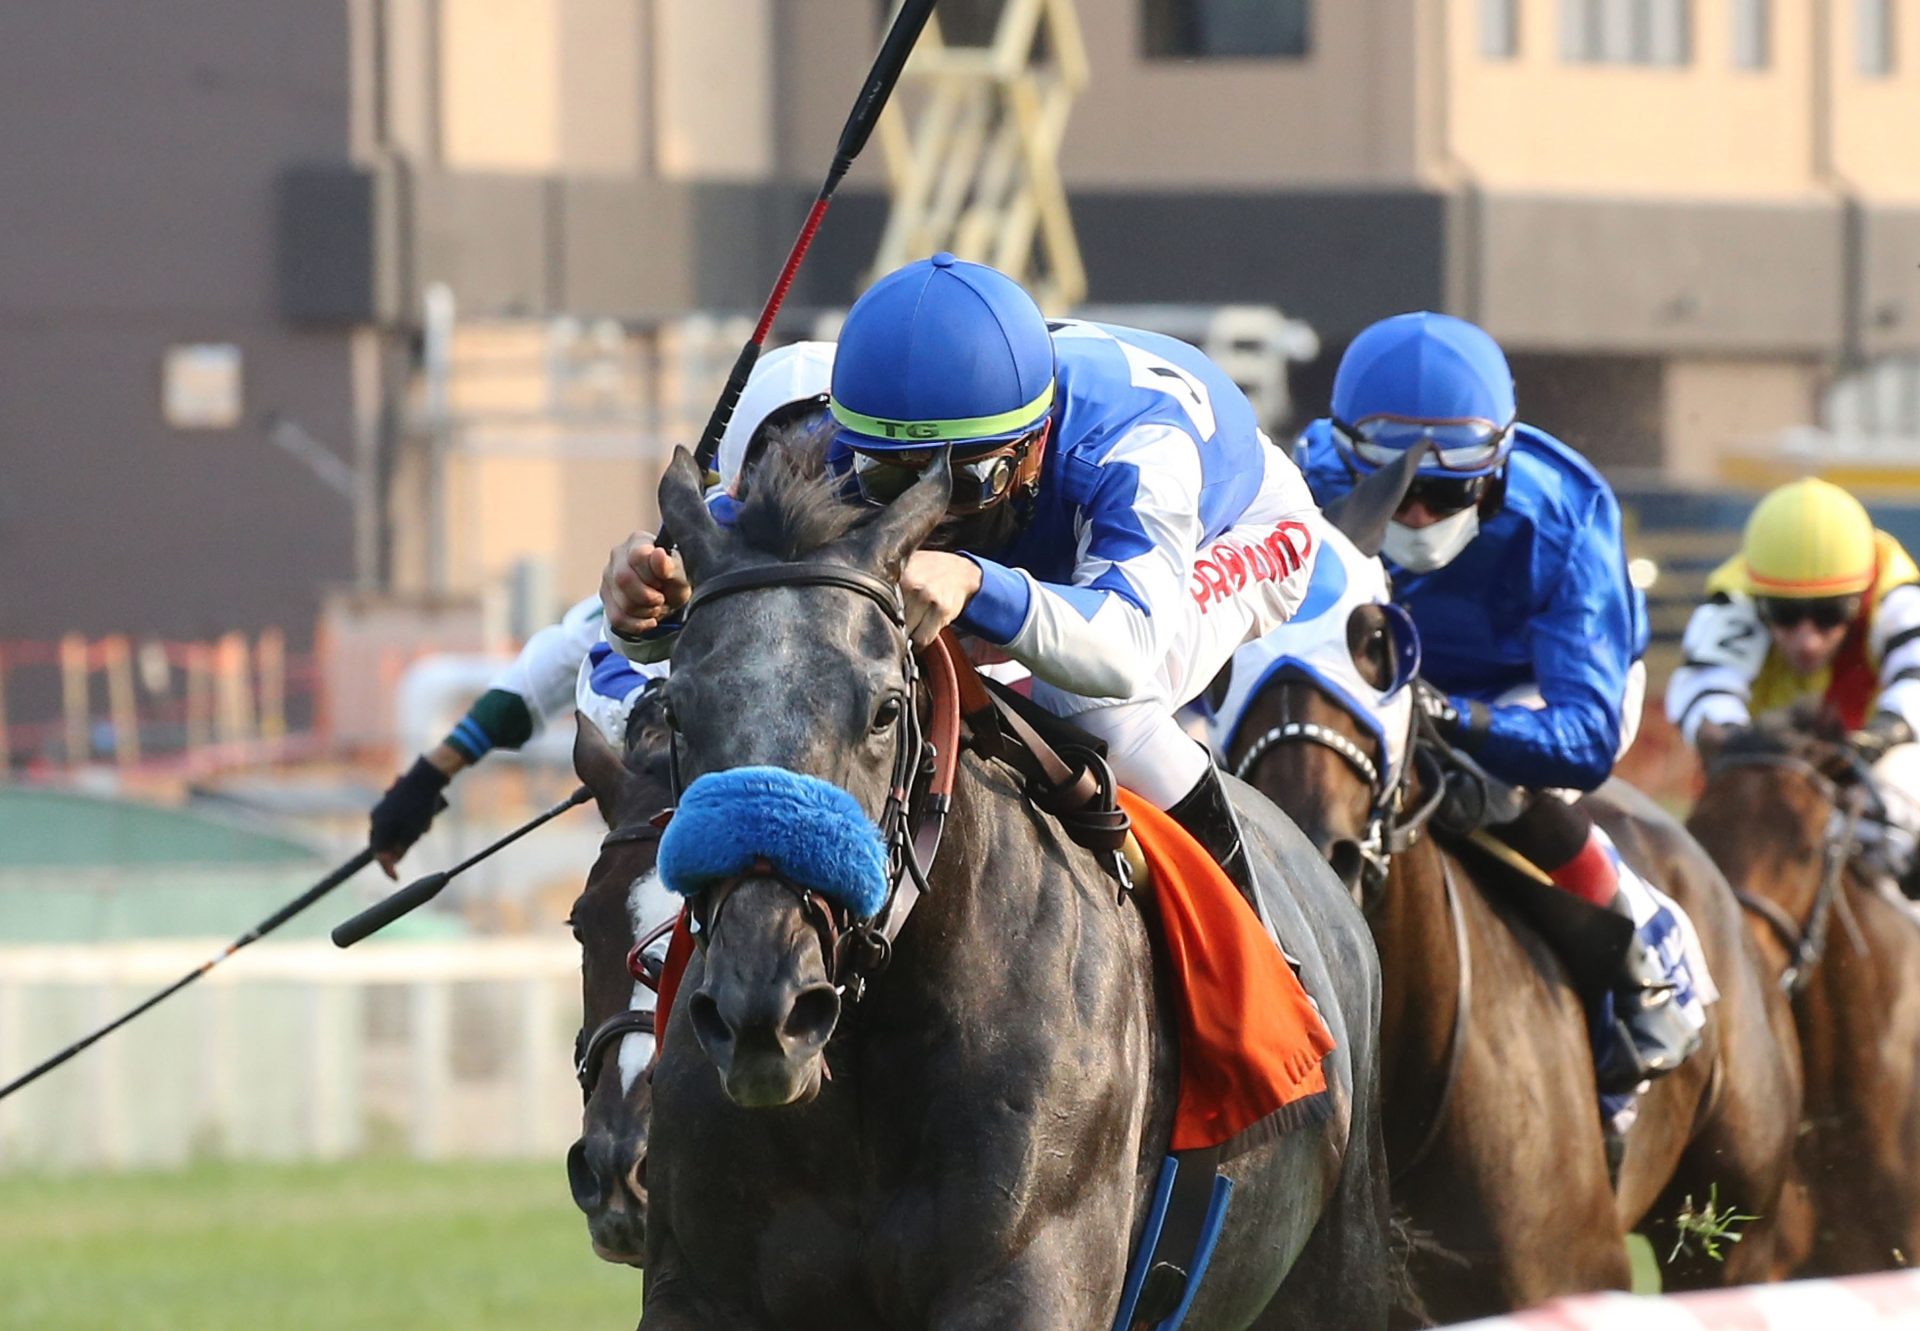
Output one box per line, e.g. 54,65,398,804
830,253,1057,453
1330,312,1517,480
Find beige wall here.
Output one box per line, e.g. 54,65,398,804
654,0,775,180
1444,0,1817,198
440,0,564,171
436,0,648,177
1828,0,1920,200
1662,356,1820,482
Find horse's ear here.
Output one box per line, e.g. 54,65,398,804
847,453,953,578
1324,443,1429,558
573,712,637,827
658,447,724,584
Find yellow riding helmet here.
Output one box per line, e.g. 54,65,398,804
1740,477,1877,599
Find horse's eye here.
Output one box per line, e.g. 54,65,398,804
872,696,903,732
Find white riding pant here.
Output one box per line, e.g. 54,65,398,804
1030,459,1330,808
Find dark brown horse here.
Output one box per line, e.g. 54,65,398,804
633,449,1391,1329
566,687,678,1267
1689,719,1920,1275
1229,597,1799,1323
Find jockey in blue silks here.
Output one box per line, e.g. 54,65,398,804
602,253,1333,891
1295,311,1705,1094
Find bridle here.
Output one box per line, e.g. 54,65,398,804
1708,748,1873,995
570,563,957,1100
658,560,955,1000
1232,670,1444,904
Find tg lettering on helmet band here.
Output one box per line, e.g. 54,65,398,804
830,380,1056,445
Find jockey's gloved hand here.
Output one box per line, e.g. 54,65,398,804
370,757,451,867
1849,712,1915,765
1434,764,1492,837
1414,679,1489,749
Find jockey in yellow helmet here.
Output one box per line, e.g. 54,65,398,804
1665,477,1920,761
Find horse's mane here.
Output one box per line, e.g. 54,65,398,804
728,421,869,560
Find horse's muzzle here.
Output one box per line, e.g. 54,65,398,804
689,976,840,1108
568,1130,649,1265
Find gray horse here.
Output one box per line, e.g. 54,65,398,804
635,448,1389,1330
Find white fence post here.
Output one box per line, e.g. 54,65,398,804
409,979,451,1161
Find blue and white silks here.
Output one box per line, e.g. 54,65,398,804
657,766,892,921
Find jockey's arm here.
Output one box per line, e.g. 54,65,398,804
1870,583,1920,735
1450,493,1638,792
1664,596,1764,748
445,594,609,762
955,429,1204,699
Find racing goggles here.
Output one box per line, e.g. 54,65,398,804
1755,595,1861,631
1335,415,1512,475
1399,473,1494,519
850,431,1039,514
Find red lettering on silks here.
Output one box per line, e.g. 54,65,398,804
1193,523,1317,612
1194,557,1231,609
1217,544,1247,591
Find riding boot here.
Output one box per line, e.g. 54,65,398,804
1593,884,1703,1096
1166,765,1256,901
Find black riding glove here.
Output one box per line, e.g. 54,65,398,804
1414,679,1489,750
369,757,451,860
1434,764,1492,837
1850,712,1915,765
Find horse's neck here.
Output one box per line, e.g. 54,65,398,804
1374,840,1463,1107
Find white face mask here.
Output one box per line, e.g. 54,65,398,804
1382,505,1480,573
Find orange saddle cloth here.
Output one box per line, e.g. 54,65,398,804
1116,789,1337,1156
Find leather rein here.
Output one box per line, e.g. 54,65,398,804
1709,750,1869,996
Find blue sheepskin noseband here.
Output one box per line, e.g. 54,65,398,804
657,766,891,920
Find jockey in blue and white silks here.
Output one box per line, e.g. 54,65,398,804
1294,311,1709,1096
601,254,1330,889
368,343,836,872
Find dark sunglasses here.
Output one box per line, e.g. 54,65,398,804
1396,473,1493,519
1755,595,1860,630
850,432,1038,513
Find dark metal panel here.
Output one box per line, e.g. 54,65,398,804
277,166,375,324
411,171,552,317
1070,190,1449,339
1472,194,1846,356
1857,205,1920,358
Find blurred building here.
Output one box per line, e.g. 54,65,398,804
7,0,1920,655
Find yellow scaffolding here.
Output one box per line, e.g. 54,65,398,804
873,0,1089,313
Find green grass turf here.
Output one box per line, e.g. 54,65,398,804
0,1158,641,1330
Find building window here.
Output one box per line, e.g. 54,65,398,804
1732,0,1770,68
1858,0,1897,75
1142,0,1311,58
1561,0,1692,65
1482,0,1522,57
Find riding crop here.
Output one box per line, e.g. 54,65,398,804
0,847,375,1103
681,0,939,485
331,785,594,947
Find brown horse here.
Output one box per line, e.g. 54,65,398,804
1689,719,1920,1275
1228,598,1800,1323
566,688,678,1267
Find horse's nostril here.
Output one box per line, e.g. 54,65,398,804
688,991,733,1051
566,1138,605,1213
782,983,841,1051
